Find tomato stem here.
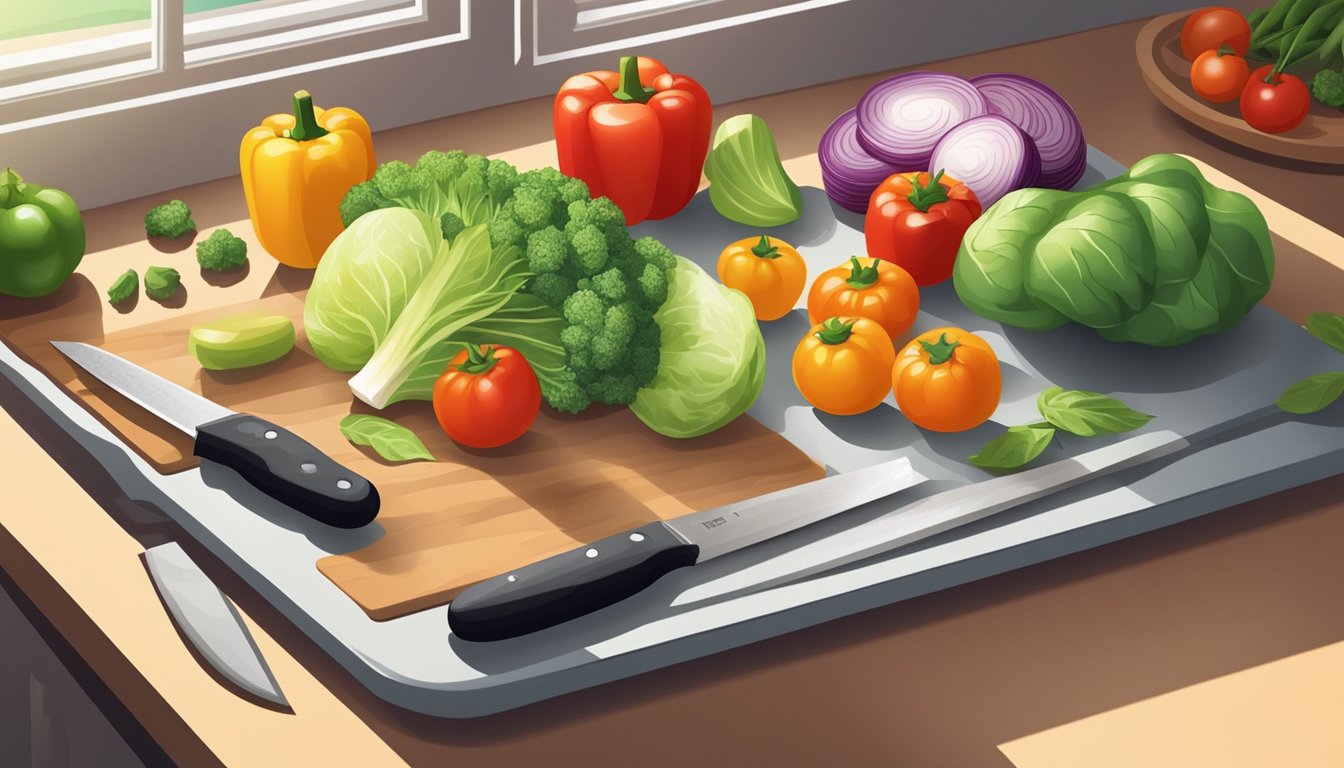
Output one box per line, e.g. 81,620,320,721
919,332,960,366
750,235,781,259
845,256,881,290
815,317,855,345
612,55,656,104
905,169,950,212
456,343,499,375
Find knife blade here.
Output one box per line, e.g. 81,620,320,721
671,429,1191,607
143,542,288,707
52,341,379,528
447,456,928,641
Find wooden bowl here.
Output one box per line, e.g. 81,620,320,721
1136,10,1344,164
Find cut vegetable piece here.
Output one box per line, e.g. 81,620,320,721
929,115,1041,207
818,108,898,213
969,73,1087,189
704,114,803,226
189,314,295,370
855,71,989,167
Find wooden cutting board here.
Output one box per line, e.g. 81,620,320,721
0,255,823,622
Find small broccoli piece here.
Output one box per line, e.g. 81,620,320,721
371,160,417,199
1312,69,1344,107
144,200,195,239
339,181,392,227
144,266,181,301
570,225,609,275
590,268,627,302
107,269,138,304
195,228,248,271
526,227,567,274
488,210,525,251
440,212,465,242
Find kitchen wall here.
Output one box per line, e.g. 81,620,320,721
0,0,1201,209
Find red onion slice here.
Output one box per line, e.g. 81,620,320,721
969,73,1086,190
929,115,1041,207
819,108,899,213
855,72,989,168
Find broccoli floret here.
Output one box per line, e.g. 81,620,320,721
195,228,248,271
107,269,138,304
371,160,417,199
339,181,392,227
439,212,465,242
1312,69,1344,107
590,268,627,302
526,227,567,274
144,200,195,239
144,266,180,301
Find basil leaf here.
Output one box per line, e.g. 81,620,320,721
1036,387,1153,437
1305,311,1344,354
968,425,1056,472
1276,371,1344,414
339,414,435,462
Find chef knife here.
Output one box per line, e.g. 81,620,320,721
143,542,288,707
52,341,379,528
671,429,1190,607
448,456,928,641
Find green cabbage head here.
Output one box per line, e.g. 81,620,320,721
952,154,1273,347
631,256,765,437
303,208,442,371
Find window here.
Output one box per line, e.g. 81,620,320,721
0,0,461,115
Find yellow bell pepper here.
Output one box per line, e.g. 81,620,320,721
240,90,375,269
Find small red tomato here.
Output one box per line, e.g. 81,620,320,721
432,343,540,448
1190,48,1250,103
865,170,982,286
1181,7,1250,59
1240,65,1310,134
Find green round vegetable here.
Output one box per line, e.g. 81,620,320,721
189,314,296,370
0,168,86,298
630,256,765,438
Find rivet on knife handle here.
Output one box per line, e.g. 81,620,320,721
194,413,379,528
448,522,699,641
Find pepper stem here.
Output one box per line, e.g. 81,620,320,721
455,343,499,375
919,332,961,366
612,56,656,104
288,90,329,142
906,170,950,212
845,256,881,290
815,317,855,345
0,167,21,206
751,235,781,259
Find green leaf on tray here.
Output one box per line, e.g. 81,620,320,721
1276,371,1344,414
1251,0,1294,50
1036,387,1154,437
338,414,436,463
968,425,1056,472
1282,1,1344,67
1305,311,1344,354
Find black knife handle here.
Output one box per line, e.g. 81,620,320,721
194,414,379,529
448,522,699,641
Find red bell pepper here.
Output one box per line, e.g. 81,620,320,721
553,55,712,225
864,170,982,287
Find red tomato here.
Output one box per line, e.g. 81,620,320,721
1181,7,1250,59
864,171,982,286
1240,65,1310,134
1190,48,1250,103
432,344,540,448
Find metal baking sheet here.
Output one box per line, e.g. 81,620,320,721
3,147,1344,717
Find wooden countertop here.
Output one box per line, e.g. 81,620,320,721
4,9,1344,767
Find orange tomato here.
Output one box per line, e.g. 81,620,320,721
892,327,1001,432
807,256,919,341
792,317,895,415
717,235,807,321
1190,48,1249,103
